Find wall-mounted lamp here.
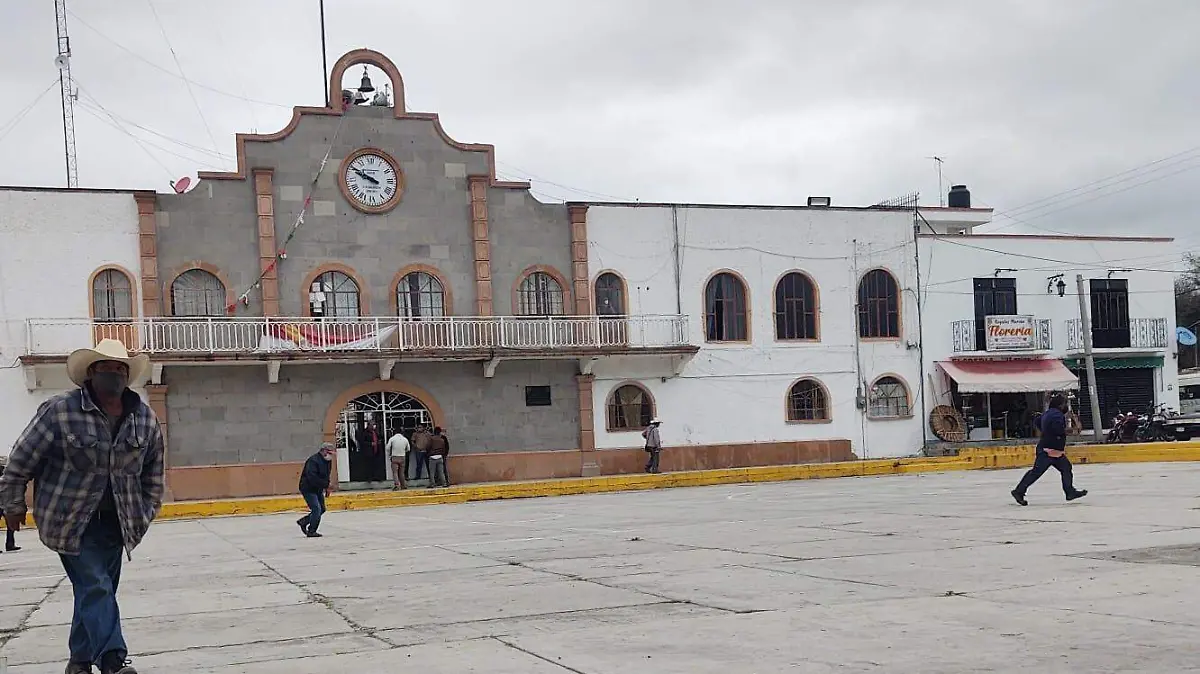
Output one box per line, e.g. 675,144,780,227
994,268,1018,277
1047,274,1066,297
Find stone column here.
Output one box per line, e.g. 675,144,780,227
254,169,280,316
577,374,600,476
134,193,160,317
145,384,173,501
468,176,493,316
568,204,591,315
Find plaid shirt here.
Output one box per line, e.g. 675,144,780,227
0,386,165,557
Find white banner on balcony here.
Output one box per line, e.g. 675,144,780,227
257,323,398,352
984,315,1035,351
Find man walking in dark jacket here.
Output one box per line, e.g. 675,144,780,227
1012,394,1088,505
297,443,335,537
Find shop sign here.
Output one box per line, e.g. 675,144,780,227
985,315,1036,351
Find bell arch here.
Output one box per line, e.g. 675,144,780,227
329,48,407,116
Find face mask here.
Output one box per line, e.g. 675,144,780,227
322,452,334,462
92,371,127,397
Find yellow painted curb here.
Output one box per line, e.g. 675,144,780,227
6,441,1200,529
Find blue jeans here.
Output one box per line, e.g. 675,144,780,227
299,490,326,534
59,512,126,666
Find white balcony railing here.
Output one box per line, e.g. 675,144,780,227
1065,317,1169,351
950,317,1053,353
25,315,692,357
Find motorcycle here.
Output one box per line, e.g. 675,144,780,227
1133,404,1170,443
1106,409,1141,443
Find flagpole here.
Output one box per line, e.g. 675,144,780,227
320,0,330,106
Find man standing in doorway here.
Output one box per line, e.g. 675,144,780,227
0,338,164,674
409,424,432,482
428,427,449,488
643,417,663,474
1012,394,1088,506
387,428,409,490
298,442,335,537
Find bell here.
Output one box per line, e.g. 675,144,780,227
358,67,375,93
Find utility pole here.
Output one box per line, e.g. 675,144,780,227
1076,274,1104,437
319,0,330,106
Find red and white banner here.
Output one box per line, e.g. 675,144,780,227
257,323,398,351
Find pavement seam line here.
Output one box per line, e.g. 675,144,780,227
493,636,593,674
0,574,67,650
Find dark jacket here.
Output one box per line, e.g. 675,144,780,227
298,452,332,494
429,434,449,456
1036,407,1068,452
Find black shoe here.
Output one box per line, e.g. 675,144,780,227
297,517,308,534
306,531,323,538
5,545,18,552
1066,489,1088,501
65,661,94,674
100,651,137,674
1011,490,1028,506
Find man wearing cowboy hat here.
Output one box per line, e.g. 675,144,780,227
642,417,664,474
0,338,164,674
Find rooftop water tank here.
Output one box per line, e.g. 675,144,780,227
948,184,971,208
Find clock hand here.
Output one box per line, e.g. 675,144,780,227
351,167,380,185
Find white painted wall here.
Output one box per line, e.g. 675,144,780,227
588,204,924,458
919,234,1181,416
0,189,144,455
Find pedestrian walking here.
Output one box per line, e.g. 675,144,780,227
0,456,20,553
0,338,164,674
1012,394,1088,506
643,417,663,473
297,443,335,537
387,429,410,490
427,427,449,488
409,424,432,481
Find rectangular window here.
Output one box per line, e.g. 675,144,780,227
973,277,1018,350
1090,278,1130,349
525,385,552,407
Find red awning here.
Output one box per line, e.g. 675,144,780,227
938,359,1079,394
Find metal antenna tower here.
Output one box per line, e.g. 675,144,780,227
55,0,79,187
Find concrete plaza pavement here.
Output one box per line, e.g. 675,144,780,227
3,462,1200,673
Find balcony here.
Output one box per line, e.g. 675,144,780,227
950,317,1053,354
21,315,697,384
1065,317,1169,352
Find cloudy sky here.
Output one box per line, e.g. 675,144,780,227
1,0,1198,246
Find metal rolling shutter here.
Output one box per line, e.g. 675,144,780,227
1072,368,1155,430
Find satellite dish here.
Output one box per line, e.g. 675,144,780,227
1178,327,1198,347
54,54,70,71
170,176,192,194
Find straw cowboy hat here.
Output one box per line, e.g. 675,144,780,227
66,338,150,388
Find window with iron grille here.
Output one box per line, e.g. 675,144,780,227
594,272,625,316
606,384,653,431
525,385,552,407
397,271,446,319
92,268,133,322
787,379,829,421
310,270,361,318
775,272,818,340
868,376,910,418
171,269,226,317
517,271,565,316
704,272,748,341
857,269,900,339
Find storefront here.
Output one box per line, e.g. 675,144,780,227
935,358,1079,441
1063,356,1163,430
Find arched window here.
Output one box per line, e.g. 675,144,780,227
397,271,445,319
606,384,654,431
868,376,910,418
704,272,748,342
171,269,226,317
857,269,900,339
775,272,818,340
787,379,829,422
595,273,625,316
92,268,134,322
311,270,361,318
517,271,565,316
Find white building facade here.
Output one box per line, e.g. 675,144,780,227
0,187,149,453
919,227,1180,439
586,203,926,460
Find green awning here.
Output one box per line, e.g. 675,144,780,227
1063,355,1164,370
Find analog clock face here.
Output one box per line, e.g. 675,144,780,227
343,152,399,210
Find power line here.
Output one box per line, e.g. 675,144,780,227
75,96,233,162
0,79,59,144
76,105,176,180
926,235,1187,274
144,0,221,155
76,100,223,170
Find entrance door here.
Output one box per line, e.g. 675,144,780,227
1090,279,1130,349
1072,367,1154,430
335,391,432,486
973,277,1017,351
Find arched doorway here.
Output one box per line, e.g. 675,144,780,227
325,381,444,488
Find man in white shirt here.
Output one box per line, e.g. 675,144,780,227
386,430,410,490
